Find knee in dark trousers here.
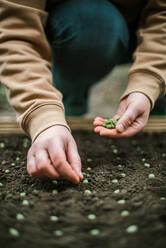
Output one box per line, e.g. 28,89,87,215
46,0,129,115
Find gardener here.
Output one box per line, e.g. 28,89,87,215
1,0,166,184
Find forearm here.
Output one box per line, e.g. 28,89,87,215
121,0,166,109
0,0,70,141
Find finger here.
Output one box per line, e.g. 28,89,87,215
67,140,83,180
93,117,107,126
94,126,102,133
48,143,80,184
35,150,60,179
27,155,37,176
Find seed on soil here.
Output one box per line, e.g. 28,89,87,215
2,160,6,165
16,157,20,161
148,173,155,179
5,169,10,174
114,189,120,194
84,190,92,196
22,200,29,206
162,153,166,158
54,230,63,236
117,199,126,204
144,163,151,168
86,173,91,177
0,182,3,187
112,179,118,183
142,158,146,162
121,210,130,217
0,142,5,148
90,229,100,236
160,197,166,200
87,167,91,171
87,158,93,162
87,214,96,220
50,216,59,222
23,138,29,148
32,189,39,195
83,179,89,184
113,149,118,154
16,213,25,221
9,228,20,237
120,173,126,177
52,189,58,195
126,225,138,234
10,162,16,167
20,192,26,197
52,180,58,185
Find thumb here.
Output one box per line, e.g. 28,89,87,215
116,105,139,133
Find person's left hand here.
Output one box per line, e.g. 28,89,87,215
93,92,151,138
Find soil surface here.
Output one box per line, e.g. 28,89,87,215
0,131,166,248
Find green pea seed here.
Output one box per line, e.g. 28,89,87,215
22,200,29,206
114,189,120,194
16,213,25,221
5,169,10,174
0,143,5,148
54,230,63,236
50,216,59,222
90,229,100,236
84,190,92,196
0,182,3,187
121,210,130,217
144,163,151,168
20,192,26,197
117,199,126,204
160,197,166,200
52,180,58,185
88,214,96,220
112,179,118,183
87,158,93,162
52,189,58,195
10,162,16,167
16,157,20,161
83,179,89,184
120,173,126,177
113,149,118,154
9,228,20,237
126,225,138,234
148,173,155,179
162,153,166,158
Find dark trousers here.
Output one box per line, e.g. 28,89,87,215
46,0,165,116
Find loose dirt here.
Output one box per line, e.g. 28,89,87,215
0,131,166,248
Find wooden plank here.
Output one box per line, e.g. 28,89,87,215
0,116,166,134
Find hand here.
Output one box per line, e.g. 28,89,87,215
93,92,151,138
27,125,83,184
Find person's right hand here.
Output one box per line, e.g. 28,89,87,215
27,125,83,184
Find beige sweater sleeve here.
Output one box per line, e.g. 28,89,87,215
121,0,166,109
0,0,70,142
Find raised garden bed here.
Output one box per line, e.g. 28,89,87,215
0,130,166,248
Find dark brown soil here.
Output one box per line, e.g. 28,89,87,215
0,131,166,248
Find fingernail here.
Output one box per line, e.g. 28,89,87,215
76,167,83,179
117,124,124,133
79,173,84,180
